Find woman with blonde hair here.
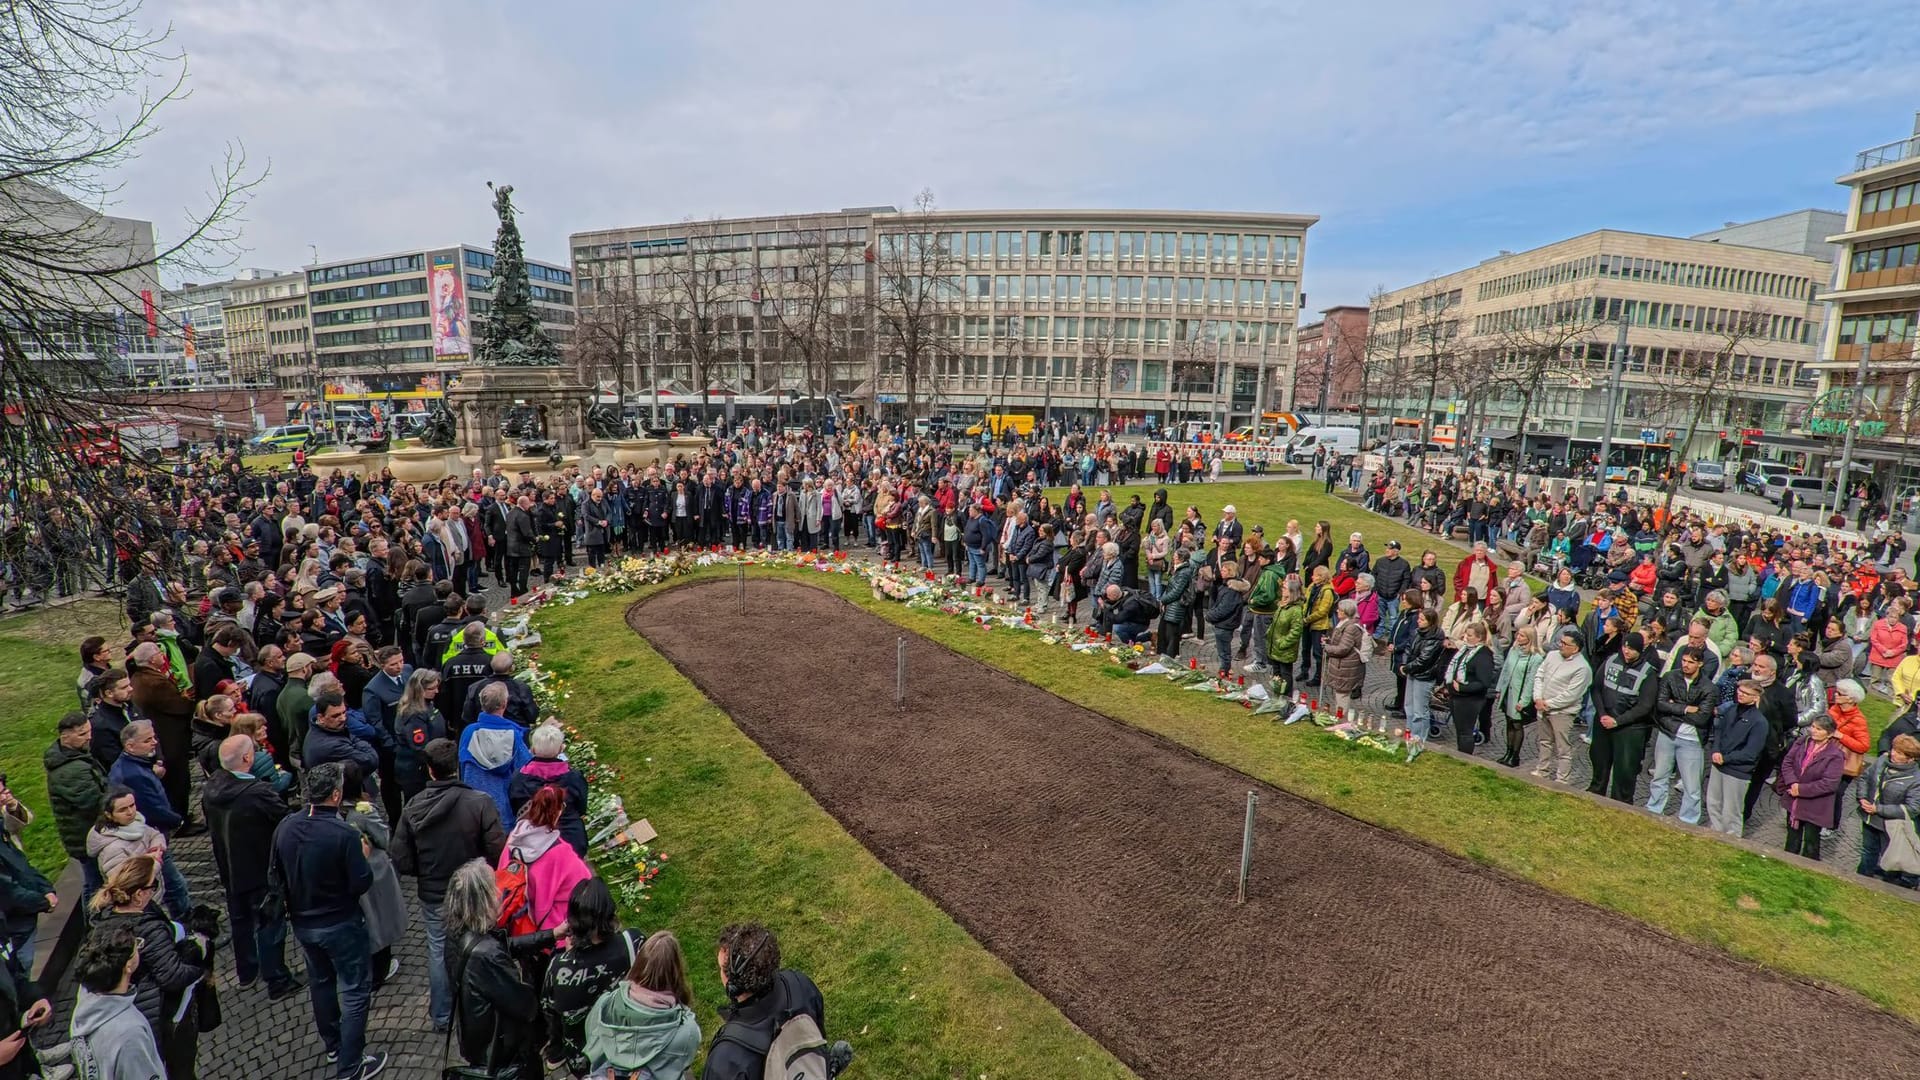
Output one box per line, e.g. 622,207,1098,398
583,931,703,1078
190,693,237,776
1493,624,1543,767
87,854,208,1079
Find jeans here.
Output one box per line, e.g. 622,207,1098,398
81,856,103,909
1404,678,1436,743
1238,611,1271,662
1007,561,1029,602
776,522,792,550
1705,768,1747,837
1148,570,1163,599
918,538,936,569
1645,732,1706,825
1211,624,1235,672
966,549,988,585
422,900,450,1028
1113,621,1152,645
229,885,293,988
161,849,192,919
294,914,374,1078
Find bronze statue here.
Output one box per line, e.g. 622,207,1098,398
477,182,562,368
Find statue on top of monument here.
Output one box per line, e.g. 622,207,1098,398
476,182,563,368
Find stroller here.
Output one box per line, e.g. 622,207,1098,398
1566,535,1609,590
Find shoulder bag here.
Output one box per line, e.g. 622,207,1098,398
443,934,522,1080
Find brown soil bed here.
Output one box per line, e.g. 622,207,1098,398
629,580,1920,1079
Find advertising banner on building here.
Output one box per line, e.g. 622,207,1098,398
141,290,157,337
429,254,471,360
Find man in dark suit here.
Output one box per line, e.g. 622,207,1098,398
505,495,537,598
124,552,167,626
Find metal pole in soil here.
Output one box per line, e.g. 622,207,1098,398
896,636,907,706
1236,791,1258,904
737,564,745,615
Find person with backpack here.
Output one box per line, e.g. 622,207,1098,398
542,879,645,1074
443,859,559,1078
583,931,702,1080
392,738,506,1034
498,786,593,935
702,923,847,1080
63,923,164,1080
1240,547,1282,675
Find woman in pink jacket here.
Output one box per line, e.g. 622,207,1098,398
1868,598,1911,694
499,786,595,932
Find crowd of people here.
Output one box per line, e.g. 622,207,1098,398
5,417,1920,1076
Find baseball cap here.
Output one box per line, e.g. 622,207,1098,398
1222,504,1237,514
1386,540,1401,549
285,652,317,675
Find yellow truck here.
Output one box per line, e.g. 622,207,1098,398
965,414,1036,438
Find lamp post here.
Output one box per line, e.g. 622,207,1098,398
1830,342,1872,520
1593,315,1630,502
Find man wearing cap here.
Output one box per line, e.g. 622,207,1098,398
1590,630,1658,803
1212,505,1243,558
1373,540,1411,639
276,652,318,772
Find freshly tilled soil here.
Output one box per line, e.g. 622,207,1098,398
630,579,1920,1079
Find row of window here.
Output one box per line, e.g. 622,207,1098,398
952,314,1281,347
462,249,574,285
959,273,1296,308
1850,241,1920,275
1476,253,1815,302
266,303,307,322
311,301,429,328
1473,296,1812,342
311,278,427,307
314,323,433,349
309,255,425,285
1861,180,1920,215
1836,313,1916,346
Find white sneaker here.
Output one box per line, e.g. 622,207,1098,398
1241,661,1271,674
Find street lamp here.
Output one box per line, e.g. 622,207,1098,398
1593,315,1630,500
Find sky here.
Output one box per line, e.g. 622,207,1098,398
111,0,1920,307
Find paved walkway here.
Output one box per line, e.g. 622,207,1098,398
50,788,447,1079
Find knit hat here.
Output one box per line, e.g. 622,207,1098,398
1623,631,1646,652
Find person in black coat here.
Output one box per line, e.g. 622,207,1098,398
1444,623,1498,754
508,725,589,856
536,494,564,579
443,861,556,1076
87,854,208,1080
1591,632,1659,803
203,736,300,997
461,656,539,732
702,924,829,1080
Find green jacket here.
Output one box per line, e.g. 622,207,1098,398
276,677,313,763
1247,564,1284,616
583,986,701,1079
1266,601,1307,664
43,740,107,860
158,633,191,692
1693,606,1739,659
1160,562,1199,621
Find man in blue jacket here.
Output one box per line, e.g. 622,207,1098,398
271,763,384,1080
105,720,191,918
459,682,530,828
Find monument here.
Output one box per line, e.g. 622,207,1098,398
443,183,593,470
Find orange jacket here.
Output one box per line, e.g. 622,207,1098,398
1828,702,1870,755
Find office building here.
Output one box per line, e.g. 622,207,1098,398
1370,211,1835,468
1292,306,1371,419
1807,113,1920,492
158,269,287,387
304,243,575,404
225,271,309,389
571,206,1315,429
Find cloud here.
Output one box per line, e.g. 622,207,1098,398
104,0,1920,296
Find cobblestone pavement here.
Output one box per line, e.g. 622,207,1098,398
52,794,448,1080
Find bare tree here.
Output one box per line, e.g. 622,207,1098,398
1082,317,1123,431
1483,289,1607,483
650,217,741,419
1401,291,1464,488
2,0,259,581
574,275,653,420
873,189,961,419
753,223,867,413
1643,304,1773,519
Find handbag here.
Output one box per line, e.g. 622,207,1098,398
1844,747,1866,778
1878,817,1920,876
443,935,524,1080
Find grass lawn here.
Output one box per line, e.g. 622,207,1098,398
619,562,1920,1023
241,451,294,471
537,591,1134,1080
0,599,122,875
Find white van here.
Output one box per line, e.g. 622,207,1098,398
1285,426,1360,463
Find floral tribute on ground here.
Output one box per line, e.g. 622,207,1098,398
500,551,1424,777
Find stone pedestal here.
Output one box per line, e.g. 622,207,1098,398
444,366,593,470
590,438,669,469
496,454,582,478
387,445,456,483
307,450,377,478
